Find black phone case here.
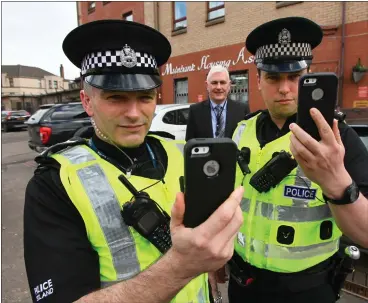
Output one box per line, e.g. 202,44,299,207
183,138,237,228
297,72,338,141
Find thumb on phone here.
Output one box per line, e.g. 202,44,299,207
170,192,186,231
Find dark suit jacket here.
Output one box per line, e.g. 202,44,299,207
185,99,249,141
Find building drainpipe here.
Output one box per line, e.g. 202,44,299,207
76,2,80,26
338,2,346,109
154,2,163,104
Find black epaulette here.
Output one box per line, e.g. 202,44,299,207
244,109,265,121
35,137,88,163
334,110,346,123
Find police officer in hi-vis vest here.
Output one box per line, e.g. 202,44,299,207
226,17,368,303
23,20,244,303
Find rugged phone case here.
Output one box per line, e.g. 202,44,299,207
297,72,338,141
183,138,237,228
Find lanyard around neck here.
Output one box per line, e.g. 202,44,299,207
211,100,227,120
88,139,157,177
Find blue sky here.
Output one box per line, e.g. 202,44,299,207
2,2,81,80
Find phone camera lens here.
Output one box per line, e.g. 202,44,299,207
194,148,199,153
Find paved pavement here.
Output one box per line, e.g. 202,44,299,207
1,129,367,303
2,130,37,303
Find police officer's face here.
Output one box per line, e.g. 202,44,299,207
257,69,307,119
206,71,231,104
81,86,157,147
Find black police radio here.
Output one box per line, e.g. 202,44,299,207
119,174,172,254
250,151,297,193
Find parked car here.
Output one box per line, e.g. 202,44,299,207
25,104,55,125
1,110,31,132
150,104,191,140
27,102,91,152
27,102,192,152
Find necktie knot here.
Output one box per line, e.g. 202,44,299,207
215,105,222,113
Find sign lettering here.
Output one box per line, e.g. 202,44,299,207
162,47,255,76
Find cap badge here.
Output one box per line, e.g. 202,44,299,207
278,28,291,45
120,44,137,68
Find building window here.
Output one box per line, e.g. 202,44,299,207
173,2,187,31
88,1,96,13
276,1,303,8
123,11,133,21
54,81,58,89
49,80,52,89
174,78,188,104
9,78,14,87
207,2,225,21
229,71,249,112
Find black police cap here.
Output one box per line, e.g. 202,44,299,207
62,20,171,91
246,17,323,73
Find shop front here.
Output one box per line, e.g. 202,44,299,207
159,20,368,111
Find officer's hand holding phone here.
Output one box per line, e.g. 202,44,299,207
289,108,350,197
167,186,244,279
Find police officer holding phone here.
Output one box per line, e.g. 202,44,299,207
23,20,244,303
226,17,368,303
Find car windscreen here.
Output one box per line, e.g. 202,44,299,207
49,104,87,121
11,110,28,116
28,108,51,123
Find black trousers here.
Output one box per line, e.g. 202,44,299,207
228,275,336,303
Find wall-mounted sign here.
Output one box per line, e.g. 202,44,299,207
162,47,255,76
353,100,368,108
358,86,368,98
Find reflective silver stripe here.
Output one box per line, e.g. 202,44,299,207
233,124,246,145
101,281,118,288
197,287,206,303
77,164,140,280
241,199,331,222
249,238,339,260
292,166,313,207
61,146,95,164
175,143,185,156
240,198,251,212
254,201,332,222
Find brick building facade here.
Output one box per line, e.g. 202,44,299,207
78,1,368,110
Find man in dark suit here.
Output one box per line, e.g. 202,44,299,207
185,65,248,141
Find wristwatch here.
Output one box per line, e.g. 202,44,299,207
323,180,359,205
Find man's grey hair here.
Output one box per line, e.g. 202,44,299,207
206,65,230,82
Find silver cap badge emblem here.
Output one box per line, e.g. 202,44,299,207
120,44,137,68
278,28,291,45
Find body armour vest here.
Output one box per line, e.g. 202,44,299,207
50,135,209,303
232,114,341,273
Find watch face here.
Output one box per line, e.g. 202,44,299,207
348,183,359,202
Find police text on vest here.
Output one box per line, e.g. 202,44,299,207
284,185,317,200
34,279,53,301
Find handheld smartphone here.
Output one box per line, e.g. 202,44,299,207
296,72,338,141
183,138,237,228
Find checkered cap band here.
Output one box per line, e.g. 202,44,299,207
255,42,312,62
81,50,158,75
